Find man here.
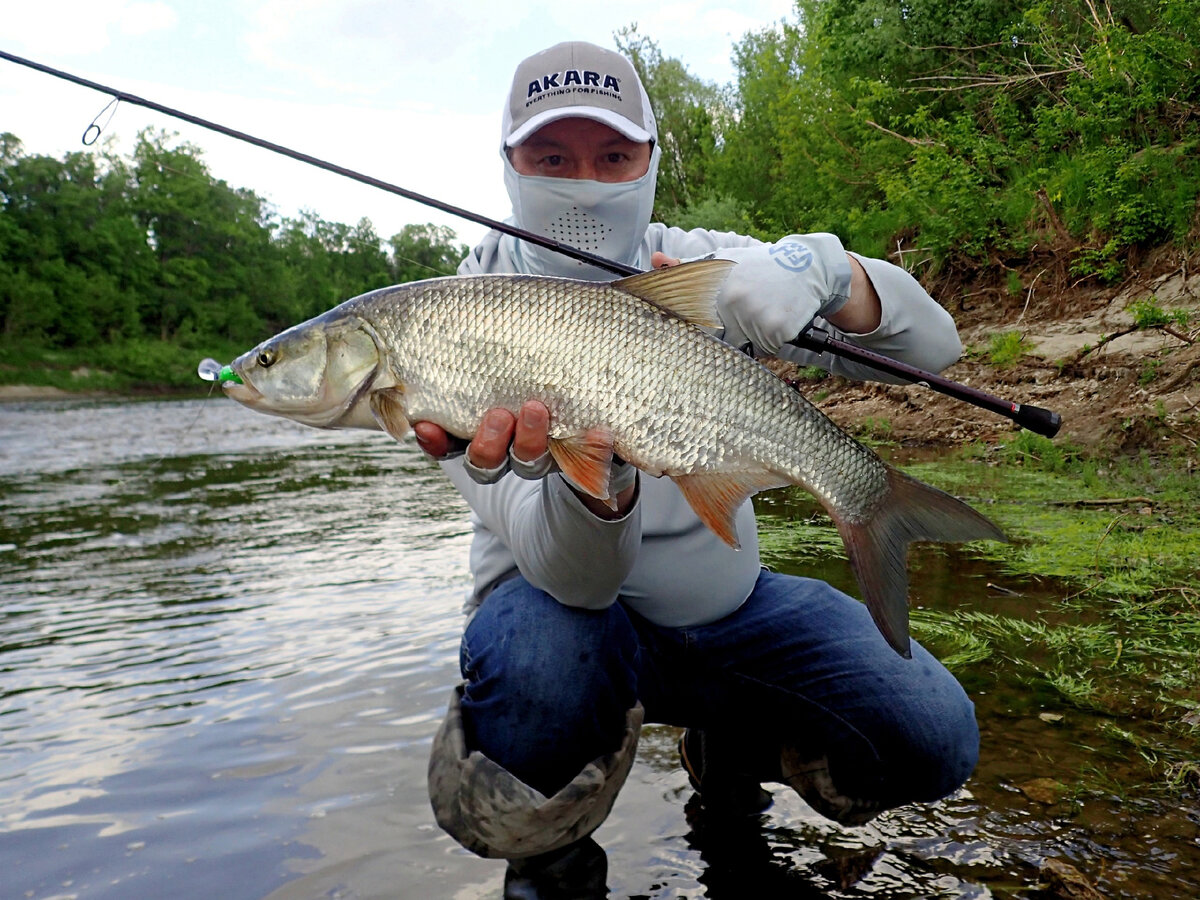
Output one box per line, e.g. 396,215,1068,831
416,41,978,898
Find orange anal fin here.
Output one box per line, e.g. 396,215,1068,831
549,429,616,503
369,388,410,442
673,471,787,550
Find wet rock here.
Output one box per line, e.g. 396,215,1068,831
1039,857,1105,900
813,844,884,891
1018,777,1067,804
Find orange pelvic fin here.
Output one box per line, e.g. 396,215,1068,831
549,429,617,506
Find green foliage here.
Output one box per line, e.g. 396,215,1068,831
616,27,732,224
987,330,1030,367
390,224,469,281
1128,295,1192,330
627,1,1200,271
1070,239,1126,283
792,365,830,382
1006,270,1024,296
667,195,760,235
857,416,893,442
0,130,468,378
998,429,1079,471
1139,358,1163,384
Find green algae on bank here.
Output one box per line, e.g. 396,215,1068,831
754,439,1200,798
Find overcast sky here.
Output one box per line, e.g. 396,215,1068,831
2,1,794,249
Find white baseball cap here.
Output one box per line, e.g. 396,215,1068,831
502,41,657,147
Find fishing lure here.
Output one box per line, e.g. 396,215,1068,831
197,358,242,384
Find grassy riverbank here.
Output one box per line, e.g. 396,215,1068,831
0,338,245,396
759,435,1200,801
923,438,1198,793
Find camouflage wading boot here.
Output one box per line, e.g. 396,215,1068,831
428,684,643,894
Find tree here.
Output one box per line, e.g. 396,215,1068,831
389,224,468,282
0,139,146,344
616,27,736,225
131,129,278,341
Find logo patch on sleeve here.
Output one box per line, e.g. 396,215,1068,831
768,241,814,273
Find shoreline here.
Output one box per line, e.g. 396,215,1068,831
0,384,204,402
0,384,81,401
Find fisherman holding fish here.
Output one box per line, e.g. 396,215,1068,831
214,38,1002,898
408,41,989,897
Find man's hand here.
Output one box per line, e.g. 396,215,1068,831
413,402,636,518
413,401,549,469
650,243,882,344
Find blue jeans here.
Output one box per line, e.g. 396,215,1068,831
459,569,979,807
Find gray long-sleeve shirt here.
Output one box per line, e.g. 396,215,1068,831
442,224,962,627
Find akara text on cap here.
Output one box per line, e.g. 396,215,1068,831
502,41,657,147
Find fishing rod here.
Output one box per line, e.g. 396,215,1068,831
1,48,1061,437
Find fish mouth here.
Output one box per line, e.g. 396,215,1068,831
221,372,261,403
222,360,275,411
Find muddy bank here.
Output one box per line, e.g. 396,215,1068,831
791,251,1199,455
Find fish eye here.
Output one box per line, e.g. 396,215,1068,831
257,348,277,368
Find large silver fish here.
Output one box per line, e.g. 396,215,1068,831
218,260,1005,656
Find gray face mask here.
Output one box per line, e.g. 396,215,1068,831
502,144,661,280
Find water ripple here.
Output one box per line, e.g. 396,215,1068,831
3,397,1198,899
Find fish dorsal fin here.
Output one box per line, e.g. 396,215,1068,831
549,429,616,507
612,259,734,328
673,470,789,549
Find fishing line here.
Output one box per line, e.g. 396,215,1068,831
0,48,1063,437
82,96,120,145
138,381,224,471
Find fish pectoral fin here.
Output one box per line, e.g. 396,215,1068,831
612,259,734,328
549,429,616,504
673,470,786,550
369,388,410,442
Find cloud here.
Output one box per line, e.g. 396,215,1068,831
6,0,179,56
120,2,180,36
152,85,508,245
243,0,493,100
238,0,795,105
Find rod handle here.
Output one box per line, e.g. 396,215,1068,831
787,328,1065,438
1010,403,1062,438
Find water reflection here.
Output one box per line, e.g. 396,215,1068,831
1,398,1196,899
1,398,478,898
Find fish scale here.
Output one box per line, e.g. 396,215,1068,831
221,259,1006,656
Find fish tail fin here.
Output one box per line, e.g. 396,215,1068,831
835,467,1008,659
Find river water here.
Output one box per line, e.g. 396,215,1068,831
1,397,1196,899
